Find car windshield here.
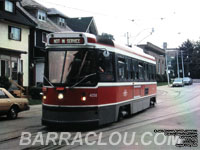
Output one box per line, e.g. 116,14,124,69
183,77,190,81
174,78,182,82
48,49,97,86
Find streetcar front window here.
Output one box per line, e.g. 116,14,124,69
48,49,97,86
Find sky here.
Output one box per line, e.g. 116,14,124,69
36,0,200,48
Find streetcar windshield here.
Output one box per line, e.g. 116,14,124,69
48,49,97,86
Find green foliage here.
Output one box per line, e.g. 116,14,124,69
0,76,11,90
28,98,42,105
101,33,115,40
179,39,200,78
29,87,42,99
156,74,167,83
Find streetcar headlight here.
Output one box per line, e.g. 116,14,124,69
43,95,47,100
58,93,64,100
81,96,87,102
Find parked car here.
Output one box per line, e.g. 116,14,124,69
172,78,184,87
183,77,193,85
0,88,29,119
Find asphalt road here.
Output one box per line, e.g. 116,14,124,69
0,83,200,150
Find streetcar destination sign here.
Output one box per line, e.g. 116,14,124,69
49,38,84,44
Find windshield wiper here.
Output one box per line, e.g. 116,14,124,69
43,75,54,87
69,73,96,88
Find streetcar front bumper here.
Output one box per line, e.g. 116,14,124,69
42,105,100,126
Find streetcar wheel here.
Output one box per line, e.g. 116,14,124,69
150,98,156,107
150,100,155,107
117,108,123,121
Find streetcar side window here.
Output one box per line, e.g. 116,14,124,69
127,58,132,81
135,60,139,80
117,56,127,81
149,64,152,81
152,65,156,81
98,51,114,82
138,61,144,81
132,59,137,80
144,63,149,81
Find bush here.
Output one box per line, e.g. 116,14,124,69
29,87,42,99
0,76,11,90
156,74,167,82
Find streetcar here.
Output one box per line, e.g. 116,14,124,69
42,32,157,126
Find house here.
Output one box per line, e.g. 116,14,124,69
20,0,99,87
138,42,166,75
47,8,72,31
20,0,72,86
0,0,36,88
66,17,98,35
48,8,98,35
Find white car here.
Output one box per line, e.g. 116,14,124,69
172,78,184,87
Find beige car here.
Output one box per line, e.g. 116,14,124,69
0,88,29,119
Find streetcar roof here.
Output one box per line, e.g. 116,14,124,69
46,32,156,64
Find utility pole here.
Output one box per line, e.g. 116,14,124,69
163,42,170,86
181,50,185,78
177,51,180,78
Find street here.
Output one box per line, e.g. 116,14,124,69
0,84,200,150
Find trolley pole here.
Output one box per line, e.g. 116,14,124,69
126,32,130,46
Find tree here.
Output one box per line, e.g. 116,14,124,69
0,76,11,90
178,39,200,78
101,33,115,40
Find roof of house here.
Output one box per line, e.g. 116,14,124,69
20,0,72,32
47,8,69,18
0,2,36,27
65,17,93,32
21,0,48,11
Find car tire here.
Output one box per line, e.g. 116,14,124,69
7,107,18,119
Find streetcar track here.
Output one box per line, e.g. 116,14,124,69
157,90,181,102
157,92,200,108
21,97,200,150
0,125,42,136
0,127,47,144
57,90,200,149
1,85,200,149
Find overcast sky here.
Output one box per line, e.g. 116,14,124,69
36,0,200,48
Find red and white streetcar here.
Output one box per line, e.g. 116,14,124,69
42,32,157,126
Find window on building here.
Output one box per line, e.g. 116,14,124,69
11,57,18,81
0,60,10,78
58,17,65,27
5,0,14,13
42,32,47,43
38,10,46,21
8,26,21,41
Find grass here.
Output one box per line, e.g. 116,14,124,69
28,98,42,105
157,82,168,86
